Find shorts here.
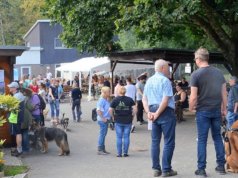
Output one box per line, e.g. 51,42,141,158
10,123,21,135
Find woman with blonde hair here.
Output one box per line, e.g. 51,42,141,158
110,86,136,157
96,86,111,155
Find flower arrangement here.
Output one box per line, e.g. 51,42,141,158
0,138,5,172
0,95,20,113
0,95,20,174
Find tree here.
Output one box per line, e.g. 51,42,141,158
20,0,46,25
0,0,45,45
44,0,238,75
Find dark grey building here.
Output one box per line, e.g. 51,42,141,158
15,20,92,79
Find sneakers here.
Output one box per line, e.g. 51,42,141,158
117,155,122,157
103,150,110,154
97,150,107,155
162,170,177,177
123,154,129,157
195,169,207,177
11,150,22,157
97,149,110,155
153,170,162,177
215,166,226,175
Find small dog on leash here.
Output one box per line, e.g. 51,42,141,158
60,113,69,132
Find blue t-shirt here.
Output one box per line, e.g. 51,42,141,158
144,72,175,109
227,84,238,112
96,98,111,121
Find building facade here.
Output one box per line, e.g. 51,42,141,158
15,20,92,79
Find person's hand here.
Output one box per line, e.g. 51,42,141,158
151,112,159,121
147,112,154,121
221,109,227,117
102,118,108,123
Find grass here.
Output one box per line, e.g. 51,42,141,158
3,165,28,176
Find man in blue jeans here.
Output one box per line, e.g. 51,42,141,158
226,76,238,128
190,47,227,177
143,59,177,177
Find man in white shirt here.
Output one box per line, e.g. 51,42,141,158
125,77,137,133
125,77,136,101
46,71,52,80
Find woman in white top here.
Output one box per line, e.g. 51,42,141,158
38,83,47,103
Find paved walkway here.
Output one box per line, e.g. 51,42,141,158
19,99,237,178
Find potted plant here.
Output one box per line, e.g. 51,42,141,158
0,139,5,177
0,95,20,178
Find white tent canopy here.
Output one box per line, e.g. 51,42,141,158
56,56,153,100
56,57,110,72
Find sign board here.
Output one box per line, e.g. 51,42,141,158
185,66,191,74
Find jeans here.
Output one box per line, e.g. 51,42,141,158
196,110,225,170
49,99,60,118
21,129,29,152
137,100,144,122
226,111,238,128
72,99,82,121
150,105,176,172
115,123,132,155
98,121,108,151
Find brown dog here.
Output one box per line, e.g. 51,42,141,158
31,122,70,156
225,120,238,173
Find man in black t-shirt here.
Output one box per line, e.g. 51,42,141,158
189,47,227,176
110,86,136,157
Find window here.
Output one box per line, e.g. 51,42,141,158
55,64,61,78
54,38,67,49
21,66,31,78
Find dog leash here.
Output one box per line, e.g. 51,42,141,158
221,120,232,156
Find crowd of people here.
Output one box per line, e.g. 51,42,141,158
4,47,238,177
95,47,238,177
6,73,83,156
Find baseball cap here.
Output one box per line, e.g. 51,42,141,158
7,82,19,88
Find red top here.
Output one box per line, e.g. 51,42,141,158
30,85,39,93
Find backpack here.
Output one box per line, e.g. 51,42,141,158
35,94,46,110
92,108,97,121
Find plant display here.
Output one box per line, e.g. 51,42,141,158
0,139,5,172
0,95,20,113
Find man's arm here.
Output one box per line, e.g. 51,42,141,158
189,86,198,111
109,108,114,121
142,95,153,121
221,83,227,116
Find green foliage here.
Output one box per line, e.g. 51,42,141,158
0,117,6,127
3,165,28,176
0,139,5,172
0,95,20,113
44,0,237,55
0,0,45,45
